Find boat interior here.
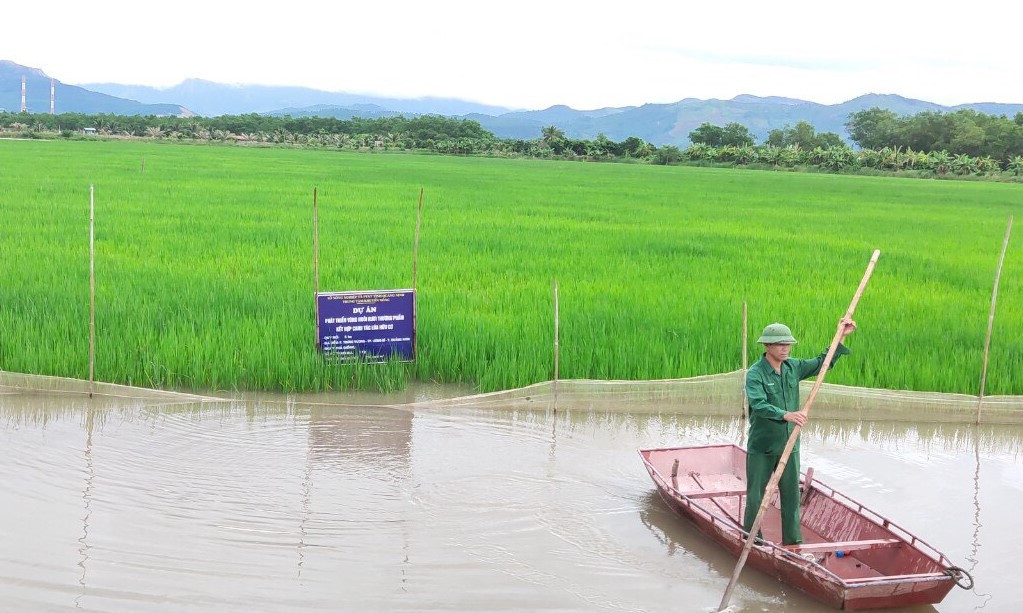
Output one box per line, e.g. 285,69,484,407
640,444,948,581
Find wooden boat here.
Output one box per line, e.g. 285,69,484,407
639,444,972,610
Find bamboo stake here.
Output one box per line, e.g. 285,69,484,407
975,216,1013,425
718,249,880,612
738,301,749,446
553,278,560,413
313,188,320,349
413,188,424,360
741,301,748,421
412,188,424,291
89,185,95,398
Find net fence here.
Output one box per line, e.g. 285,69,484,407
6,369,1018,424
409,371,1023,424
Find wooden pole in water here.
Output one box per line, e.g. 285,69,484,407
717,249,880,612
313,188,320,350
553,279,560,413
975,216,1013,425
412,188,424,360
89,185,95,398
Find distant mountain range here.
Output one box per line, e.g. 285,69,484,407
79,77,513,118
4,60,1023,146
0,60,189,117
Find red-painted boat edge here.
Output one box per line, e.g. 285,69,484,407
639,444,960,610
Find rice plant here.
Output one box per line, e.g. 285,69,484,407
0,140,1019,394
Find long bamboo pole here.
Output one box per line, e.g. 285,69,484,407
553,279,560,413
718,249,880,612
89,185,95,398
975,216,1013,425
313,188,320,349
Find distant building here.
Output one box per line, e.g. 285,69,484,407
82,127,97,136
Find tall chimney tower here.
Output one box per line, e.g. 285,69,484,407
21,76,27,112
50,78,55,114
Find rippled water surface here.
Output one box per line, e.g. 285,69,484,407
1,388,1019,612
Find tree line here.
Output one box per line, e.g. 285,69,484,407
847,108,1023,161
2,107,1022,179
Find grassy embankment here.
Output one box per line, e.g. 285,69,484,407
1,139,1020,394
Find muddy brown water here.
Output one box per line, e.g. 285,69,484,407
1,385,1018,612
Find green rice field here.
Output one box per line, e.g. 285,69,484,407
1,139,1020,394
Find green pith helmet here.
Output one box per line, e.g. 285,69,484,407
757,322,798,345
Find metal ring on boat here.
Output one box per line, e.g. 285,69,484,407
943,566,975,590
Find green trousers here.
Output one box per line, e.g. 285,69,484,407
743,447,802,545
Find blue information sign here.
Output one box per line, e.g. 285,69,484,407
317,289,416,361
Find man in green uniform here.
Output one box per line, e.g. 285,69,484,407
743,318,856,546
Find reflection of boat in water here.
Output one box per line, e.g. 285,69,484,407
639,444,973,610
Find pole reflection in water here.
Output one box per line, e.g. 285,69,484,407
968,425,994,610
76,403,95,609
297,443,312,580
0,389,1020,612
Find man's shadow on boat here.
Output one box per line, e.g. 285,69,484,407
637,491,940,613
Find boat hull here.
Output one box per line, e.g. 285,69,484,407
639,444,958,610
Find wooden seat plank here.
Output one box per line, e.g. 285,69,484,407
792,538,901,553
684,489,746,499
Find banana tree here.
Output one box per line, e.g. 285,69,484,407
715,145,739,162
735,145,757,165
808,146,828,166
822,146,855,171
976,156,1000,174
684,143,714,161
857,149,881,169
951,153,977,175
930,150,952,175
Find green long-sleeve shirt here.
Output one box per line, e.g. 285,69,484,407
745,344,850,454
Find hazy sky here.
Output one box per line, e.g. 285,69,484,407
4,0,1021,110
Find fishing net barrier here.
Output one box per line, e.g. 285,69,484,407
3,369,1022,425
